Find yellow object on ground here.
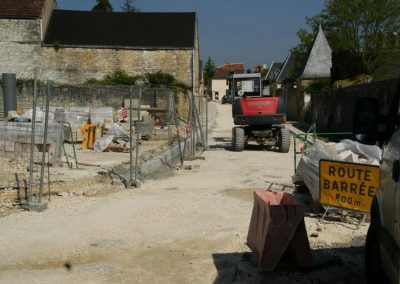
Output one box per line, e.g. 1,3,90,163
81,124,97,150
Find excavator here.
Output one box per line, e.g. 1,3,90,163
228,72,290,152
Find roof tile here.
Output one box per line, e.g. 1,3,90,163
44,10,196,48
0,0,45,18
213,63,244,79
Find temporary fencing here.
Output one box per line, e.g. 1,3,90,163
0,75,208,212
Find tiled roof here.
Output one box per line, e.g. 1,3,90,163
276,53,295,83
44,10,196,48
265,62,283,82
0,0,46,18
212,63,245,79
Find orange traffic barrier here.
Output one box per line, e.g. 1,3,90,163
81,123,97,150
247,190,313,271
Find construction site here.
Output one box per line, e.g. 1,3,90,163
0,74,374,283
0,75,208,216
2,0,400,282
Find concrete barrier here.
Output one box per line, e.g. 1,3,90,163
247,190,313,271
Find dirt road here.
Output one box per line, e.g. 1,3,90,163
0,102,367,283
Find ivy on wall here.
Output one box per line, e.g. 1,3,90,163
86,70,190,90
86,70,191,104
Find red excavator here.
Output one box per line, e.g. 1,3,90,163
228,73,290,152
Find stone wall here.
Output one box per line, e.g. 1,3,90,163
211,79,227,101
39,48,194,86
0,16,200,92
0,84,175,115
41,0,56,37
0,122,63,164
0,19,41,78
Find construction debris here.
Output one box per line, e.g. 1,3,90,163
294,139,381,204
94,135,114,152
93,123,134,153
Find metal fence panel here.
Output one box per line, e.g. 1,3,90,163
0,77,206,214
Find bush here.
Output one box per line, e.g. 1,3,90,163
303,78,331,94
86,70,191,105
86,70,190,91
86,70,140,85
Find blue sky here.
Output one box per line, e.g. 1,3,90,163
56,0,325,69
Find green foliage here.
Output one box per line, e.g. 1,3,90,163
323,0,399,73
0,77,39,87
261,68,269,77
85,70,190,90
373,33,400,80
53,41,61,52
290,27,318,77
331,51,367,82
16,78,36,86
92,0,113,12
291,0,400,80
143,71,191,97
85,70,190,105
293,0,400,79
121,0,139,12
144,71,176,86
203,56,215,87
143,71,190,104
86,70,140,85
303,78,332,94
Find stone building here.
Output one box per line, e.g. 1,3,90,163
210,63,244,101
0,0,200,91
0,0,56,78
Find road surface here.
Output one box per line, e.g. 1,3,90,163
0,102,367,283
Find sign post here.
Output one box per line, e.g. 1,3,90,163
319,160,380,215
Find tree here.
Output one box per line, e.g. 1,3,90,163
91,0,113,12
292,0,400,77
290,27,318,77
322,0,399,73
331,51,367,81
203,56,215,89
121,0,139,12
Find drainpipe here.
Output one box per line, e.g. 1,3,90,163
2,73,17,117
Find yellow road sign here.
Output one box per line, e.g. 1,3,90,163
319,160,380,213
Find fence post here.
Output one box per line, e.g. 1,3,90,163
129,86,133,187
192,94,205,151
28,70,38,203
134,87,142,187
173,91,184,166
205,96,208,149
23,79,49,211
38,81,51,204
181,91,191,160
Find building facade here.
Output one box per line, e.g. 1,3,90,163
210,63,244,101
0,1,200,92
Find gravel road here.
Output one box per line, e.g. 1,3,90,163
0,102,368,283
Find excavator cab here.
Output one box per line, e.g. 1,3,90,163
228,73,290,152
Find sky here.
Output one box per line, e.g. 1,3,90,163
56,0,325,69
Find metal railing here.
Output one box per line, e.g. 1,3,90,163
293,123,352,174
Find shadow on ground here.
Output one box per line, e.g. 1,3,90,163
212,246,366,284
209,136,284,153
208,137,232,151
